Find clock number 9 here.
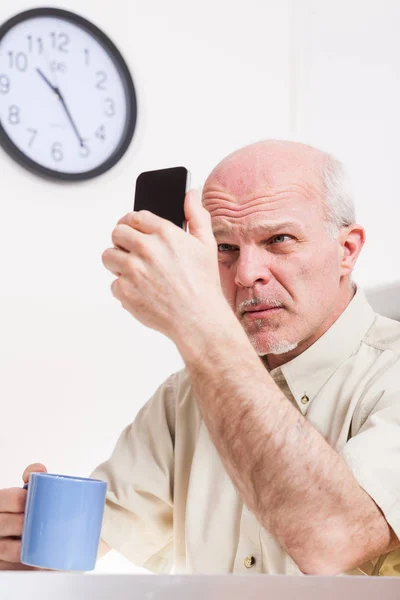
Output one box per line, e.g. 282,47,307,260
8,105,20,125
0,75,10,94
51,142,64,162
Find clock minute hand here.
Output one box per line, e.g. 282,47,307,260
36,67,84,147
56,88,85,147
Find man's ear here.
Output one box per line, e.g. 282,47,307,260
338,224,366,277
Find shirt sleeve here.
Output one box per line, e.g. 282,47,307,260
89,374,176,573
340,362,400,541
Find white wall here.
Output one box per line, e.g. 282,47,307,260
292,0,400,290
0,0,291,573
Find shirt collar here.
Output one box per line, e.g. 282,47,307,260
270,287,376,407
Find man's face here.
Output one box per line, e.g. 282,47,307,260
202,148,345,362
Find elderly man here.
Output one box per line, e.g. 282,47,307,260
1,140,399,575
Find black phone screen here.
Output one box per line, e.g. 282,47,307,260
134,166,189,229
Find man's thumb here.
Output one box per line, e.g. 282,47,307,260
22,463,47,484
184,189,213,242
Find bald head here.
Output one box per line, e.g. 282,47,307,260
203,139,355,237
204,140,326,199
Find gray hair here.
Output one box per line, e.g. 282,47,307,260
321,154,356,238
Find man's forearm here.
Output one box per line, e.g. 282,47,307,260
175,306,395,574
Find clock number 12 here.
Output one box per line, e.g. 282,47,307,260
49,32,70,53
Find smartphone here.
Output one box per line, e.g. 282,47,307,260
134,166,191,231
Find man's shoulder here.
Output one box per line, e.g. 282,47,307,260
153,366,197,412
155,367,202,443
165,365,192,393
137,367,198,438
363,312,400,356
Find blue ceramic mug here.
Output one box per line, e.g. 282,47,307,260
20,473,107,572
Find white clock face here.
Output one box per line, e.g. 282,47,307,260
0,10,136,178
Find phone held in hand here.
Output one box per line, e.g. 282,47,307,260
134,166,191,231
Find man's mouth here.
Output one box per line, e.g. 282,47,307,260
243,306,282,318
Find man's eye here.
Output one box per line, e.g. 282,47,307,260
217,243,237,252
270,234,292,244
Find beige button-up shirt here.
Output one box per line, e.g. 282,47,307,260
90,288,400,576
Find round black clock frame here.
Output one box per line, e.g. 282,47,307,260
0,7,137,181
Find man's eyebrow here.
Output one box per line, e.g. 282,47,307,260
212,221,302,237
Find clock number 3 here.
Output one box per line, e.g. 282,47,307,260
104,98,115,117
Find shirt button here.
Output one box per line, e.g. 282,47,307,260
244,555,256,568
301,394,309,405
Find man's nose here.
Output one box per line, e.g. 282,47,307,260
234,248,274,288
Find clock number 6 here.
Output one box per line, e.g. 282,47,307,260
51,142,63,162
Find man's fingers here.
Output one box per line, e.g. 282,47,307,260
111,224,137,252
0,560,37,571
0,489,27,514
185,189,215,243
102,247,129,276
117,211,169,235
0,538,22,564
0,513,24,538
116,212,134,226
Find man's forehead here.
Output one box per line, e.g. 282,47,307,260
205,162,321,200
203,142,324,199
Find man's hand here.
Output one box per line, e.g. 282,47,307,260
102,190,228,342
0,463,47,570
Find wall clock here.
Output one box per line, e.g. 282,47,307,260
0,7,137,181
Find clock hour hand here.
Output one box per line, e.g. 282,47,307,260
36,67,57,93
36,67,85,147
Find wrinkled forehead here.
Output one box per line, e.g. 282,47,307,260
202,149,329,238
